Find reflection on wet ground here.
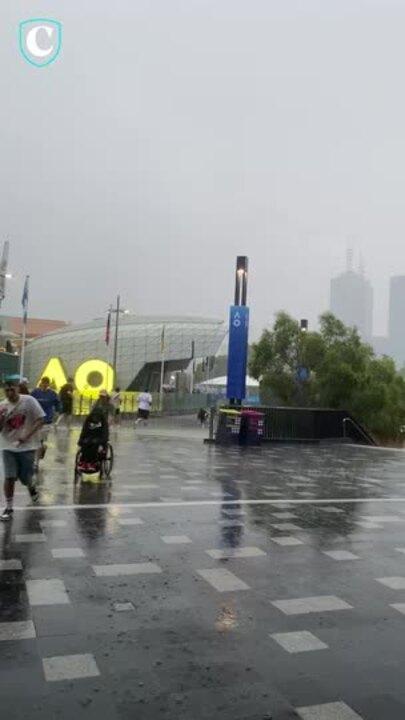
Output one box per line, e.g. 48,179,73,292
2,421,405,718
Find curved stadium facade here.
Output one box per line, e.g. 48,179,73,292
24,315,226,392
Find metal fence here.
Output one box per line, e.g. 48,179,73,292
0,352,19,381
72,392,139,416
219,406,377,445
71,391,219,416
160,393,218,416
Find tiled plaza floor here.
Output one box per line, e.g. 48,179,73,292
2,419,405,718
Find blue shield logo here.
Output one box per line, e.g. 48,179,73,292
19,18,62,67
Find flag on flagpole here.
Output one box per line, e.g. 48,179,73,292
105,309,111,345
160,325,165,354
22,276,29,323
19,276,29,381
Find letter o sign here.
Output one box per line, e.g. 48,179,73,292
74,359,114,395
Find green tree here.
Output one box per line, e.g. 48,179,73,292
249,312,322,406
249,311,405,441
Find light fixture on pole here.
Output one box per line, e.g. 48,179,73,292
108,296,129,386
190,339,195,394
159,324,166,413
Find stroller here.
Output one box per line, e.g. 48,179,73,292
75,407,113,481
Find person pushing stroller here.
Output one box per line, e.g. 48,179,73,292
77,407,109,473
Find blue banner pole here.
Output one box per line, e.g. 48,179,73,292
226,305,249,403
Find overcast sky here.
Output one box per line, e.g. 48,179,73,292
2,0,405,338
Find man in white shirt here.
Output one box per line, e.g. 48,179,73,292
0,377,45,520
135,389,152,426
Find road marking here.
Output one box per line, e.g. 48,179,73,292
7,497,405,512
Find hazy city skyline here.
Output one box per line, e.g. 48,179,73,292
2,1,405,338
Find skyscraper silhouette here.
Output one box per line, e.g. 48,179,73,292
330,251,373,340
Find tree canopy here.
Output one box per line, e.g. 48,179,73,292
249,311,405,441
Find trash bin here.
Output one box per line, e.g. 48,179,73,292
239,409,265,446
216,408,242,444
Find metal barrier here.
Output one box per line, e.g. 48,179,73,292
214,406,377,445
70,392,218,416
160,393,218,416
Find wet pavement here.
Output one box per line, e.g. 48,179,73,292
2,419,405,718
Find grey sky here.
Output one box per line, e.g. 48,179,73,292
1,0,405,338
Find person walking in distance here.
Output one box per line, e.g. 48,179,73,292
18,378,30,395
197,407,208,427
135,389,152,426
56,377,74,428
110,387,122,425
0,377,45,520
31,376,60,470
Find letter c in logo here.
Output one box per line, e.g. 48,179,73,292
26,25,54,58
19,19,62,67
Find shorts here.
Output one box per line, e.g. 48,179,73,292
137,408,149,420
61,403,72,415
114,408,120,416
3,450,36,485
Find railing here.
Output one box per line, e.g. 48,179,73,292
342,416,376,445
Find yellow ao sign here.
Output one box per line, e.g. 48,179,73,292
39,357,114,396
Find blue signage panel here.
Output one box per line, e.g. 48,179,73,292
226,305,250,401
296,366,310,383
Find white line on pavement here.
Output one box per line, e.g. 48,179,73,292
7,497,405,512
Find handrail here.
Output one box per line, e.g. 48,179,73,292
342,416,375,445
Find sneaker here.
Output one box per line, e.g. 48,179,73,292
29,486,39,503
1,507,13,521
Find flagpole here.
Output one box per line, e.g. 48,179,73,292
159,325,165,413
105,305,112,391
112,294,120,385
190,340,195,394
19,275,29,381
19,322,27,380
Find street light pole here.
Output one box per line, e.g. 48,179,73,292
112,294,120,382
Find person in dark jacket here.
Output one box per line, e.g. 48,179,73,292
56,378,74,428
77,407,109,469
197,407,208,427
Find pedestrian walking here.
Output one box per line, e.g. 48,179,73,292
94,390,114,421
0,376,45,520
135,389,152,426
31,376,60,469
197,407,208,427
110,387,122,424
18,378,30,395
56,377,74,428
